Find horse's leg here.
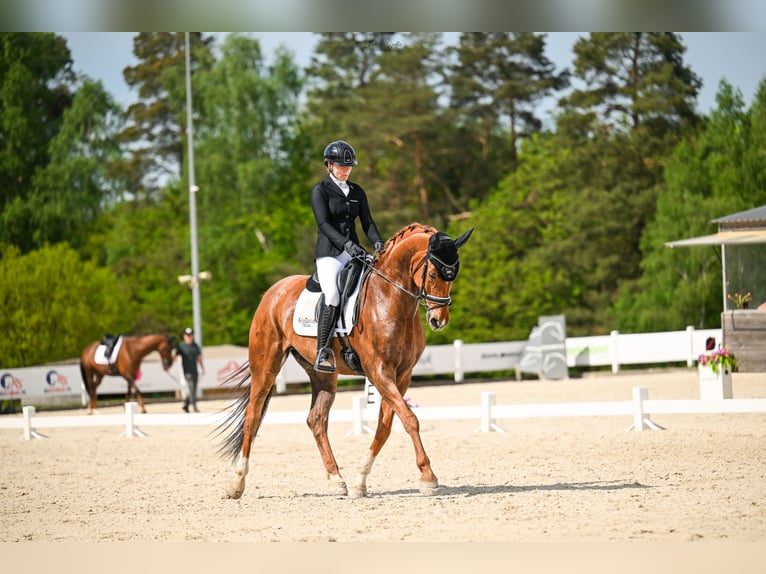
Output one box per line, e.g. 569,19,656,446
226,352,285,500
87,372,103,415
132,380,147,414
304,368,347,496
352,371,439,497
348,399,395,499
124,376,147,413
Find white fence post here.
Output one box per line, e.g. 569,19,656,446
479,392,505,433
350,395,364,435
350,395,375,435
686,325,695,367
275,367,287,394
610,330,620,373
630,386,665,432
123,402,147,438
21,406,45,440
453,339,463,382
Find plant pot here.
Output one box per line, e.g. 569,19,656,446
698,364,733,400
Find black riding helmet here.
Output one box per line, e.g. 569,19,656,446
323,140,358,167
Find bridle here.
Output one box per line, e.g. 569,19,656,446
358,240,457,312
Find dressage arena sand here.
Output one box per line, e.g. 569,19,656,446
2,368,765,571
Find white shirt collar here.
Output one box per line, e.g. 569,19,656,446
329,173,350,195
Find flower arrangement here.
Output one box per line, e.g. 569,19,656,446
727,291,752,309
698,347,737,375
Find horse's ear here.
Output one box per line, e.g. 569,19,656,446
454,228,474,249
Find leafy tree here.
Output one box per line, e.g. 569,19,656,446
303,32,398,186
565,33,700,135
0,33,74,204
359,33,445,225
118,32,214,197
535,33,704,334
0,243,129,367
183,34,313,344
102,191,188,335
1,34,123,253
437,133,573,343
614,79,766,332
448,33,569,163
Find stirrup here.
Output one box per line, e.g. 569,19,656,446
314,348,336,373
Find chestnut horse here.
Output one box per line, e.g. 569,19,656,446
218,223,473,499
79,334,175,414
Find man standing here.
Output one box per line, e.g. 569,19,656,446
173,327,205,412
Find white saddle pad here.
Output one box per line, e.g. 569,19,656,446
292,274,364,337
94,337,124,365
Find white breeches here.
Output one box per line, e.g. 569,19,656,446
316,253,351,306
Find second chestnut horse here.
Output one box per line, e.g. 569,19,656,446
79,334,175,414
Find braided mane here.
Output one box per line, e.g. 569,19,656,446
382,223,436,254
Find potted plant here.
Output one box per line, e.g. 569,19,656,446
697,347,736,400
727,291,752,309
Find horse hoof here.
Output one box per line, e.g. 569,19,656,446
419,481,440,496
226,479,245,499
331,481,348,496
348,485,367,499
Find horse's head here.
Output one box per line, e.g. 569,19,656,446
159,335,176,370
418,228,473,331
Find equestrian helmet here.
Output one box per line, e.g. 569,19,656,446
323,140,358,166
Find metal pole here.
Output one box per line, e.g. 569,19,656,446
185,32,203,348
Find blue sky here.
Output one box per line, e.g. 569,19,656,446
62,32,766,118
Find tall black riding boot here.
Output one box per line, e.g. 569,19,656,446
314,303,338,372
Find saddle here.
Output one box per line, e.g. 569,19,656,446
98,334,123,373
294,256,371,374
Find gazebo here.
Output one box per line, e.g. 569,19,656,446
666,205,766,372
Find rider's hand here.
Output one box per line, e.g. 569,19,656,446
343,241,366,258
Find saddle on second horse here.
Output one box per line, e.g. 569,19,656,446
100,333,121,367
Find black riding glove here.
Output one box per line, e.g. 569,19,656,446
343,241,366,258
374,240,384,253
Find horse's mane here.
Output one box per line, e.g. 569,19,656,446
383,222,436,253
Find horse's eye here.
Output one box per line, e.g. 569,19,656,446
428,271,437,279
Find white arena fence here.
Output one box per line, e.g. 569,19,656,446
3,387,766,441
0,326,721,406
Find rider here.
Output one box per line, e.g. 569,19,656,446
101,333,118,365
310,140,384,372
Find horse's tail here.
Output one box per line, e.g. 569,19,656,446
213,362,274,463
79,355,89,391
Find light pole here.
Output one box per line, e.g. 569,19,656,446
184,32,204,348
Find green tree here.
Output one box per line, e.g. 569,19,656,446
565,32,700,135
185,34,313,344
360,33,445,225
614,79,766,332
541,33,703,334
118,32,214,197
438,133,573,343
0,33,74,210
0,243,129,367
448,33,569,163
1,34,123,254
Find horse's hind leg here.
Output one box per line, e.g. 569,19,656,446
87,372,103,415
226,360,282,499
